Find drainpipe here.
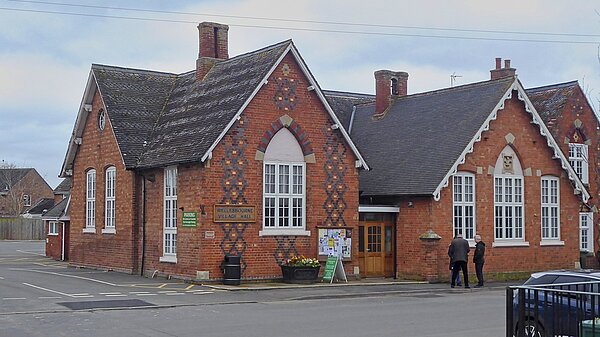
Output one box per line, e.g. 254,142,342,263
61,221,65,261
140,175,147,277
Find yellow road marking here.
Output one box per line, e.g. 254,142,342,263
185,284,195,290
158,283,167,289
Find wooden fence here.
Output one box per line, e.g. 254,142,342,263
0,218,45,240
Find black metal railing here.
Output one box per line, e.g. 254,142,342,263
507,282,600,337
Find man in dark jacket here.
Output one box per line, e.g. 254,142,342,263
473,234,486,287
448,233,470,288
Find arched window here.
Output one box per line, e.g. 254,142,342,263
493,146,524,242
85,169,96,232
262,128,306,234
103,166,116,233
452,172,476,240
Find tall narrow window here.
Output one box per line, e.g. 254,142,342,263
262,128,306,235
541,176,560,241
85,169,96,232
452,173,476,240
569,143,589,184
161,166,177,262
493,147,525,242
104,166,116,233
580,212,594,252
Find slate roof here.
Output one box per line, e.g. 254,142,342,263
42,197,68,219
25,198,54,215
54,178,72,194
323,90,374,130
346,77,516,196
526,81,579,131
0,168,32,192
92,40,291,169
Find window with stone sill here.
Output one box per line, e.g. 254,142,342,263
569,143,589,184
104,166,116,233
541,176,560,241
493,146,525,242
452,172,476,240
85,169,96,230
162,166,177,261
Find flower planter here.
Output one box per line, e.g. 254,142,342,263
281,265,320,284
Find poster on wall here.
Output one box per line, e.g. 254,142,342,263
317,227,352,260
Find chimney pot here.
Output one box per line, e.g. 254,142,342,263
490,57,516,80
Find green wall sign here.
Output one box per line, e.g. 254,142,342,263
182,212,198,227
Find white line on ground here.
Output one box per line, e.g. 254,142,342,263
16,250,46,256
99,292,122,295
71,295,94,298
129,291,150,294
70,293,90,296
10,269,117,286
38,296,62,299
105,294,127,297
158,290,178,293
3,298,27,300
191,291,214,295
165,293,185,296
0,276,4,280
135,293,157,296
23,282,74,297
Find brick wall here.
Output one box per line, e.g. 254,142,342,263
396,93,584,281
68,91,137,273
45,220,62,260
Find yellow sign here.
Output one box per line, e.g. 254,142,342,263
214,205,256,223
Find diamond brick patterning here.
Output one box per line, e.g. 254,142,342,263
322,125,348,227
273,77,298,111
273,236,298,265
219,115,250,273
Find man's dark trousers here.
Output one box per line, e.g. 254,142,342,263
475,262,484,286
451,261,469,287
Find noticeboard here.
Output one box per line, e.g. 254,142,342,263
317,227,352,260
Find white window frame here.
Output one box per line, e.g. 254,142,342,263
569,143,589,184
494,175,525,242
84,169,96,233
102,166,116,234
261,162,307,236
23,194,31,207
580,212,594,252
541,176,562,244
160,166,177,263
452,173,476,241
49,221,59,236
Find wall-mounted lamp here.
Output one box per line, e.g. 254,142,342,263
407,201,414,208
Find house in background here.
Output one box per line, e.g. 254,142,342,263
0,168,53,217
58,22,594,282
43,178,71,261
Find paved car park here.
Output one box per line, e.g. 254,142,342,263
0,241,223,314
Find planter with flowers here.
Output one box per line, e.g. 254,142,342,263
280,255,321,284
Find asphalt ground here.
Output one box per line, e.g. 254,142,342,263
0,240,521,315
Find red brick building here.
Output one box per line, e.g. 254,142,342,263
60,22,593,282
0,168,53,217
60,22,366,280
43,178,71,261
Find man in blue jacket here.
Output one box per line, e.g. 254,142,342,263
448,233,470,288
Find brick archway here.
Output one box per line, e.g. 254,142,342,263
255,114,315,163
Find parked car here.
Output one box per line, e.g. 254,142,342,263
511,270,600,337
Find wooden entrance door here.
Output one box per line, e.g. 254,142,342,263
358,216,394,277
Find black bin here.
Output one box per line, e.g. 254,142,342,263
223,255,241,285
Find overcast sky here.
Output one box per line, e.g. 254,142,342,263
1,0,599,189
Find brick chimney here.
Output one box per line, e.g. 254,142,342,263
490,57,516,80
374,70,408,115
196,22,229,81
